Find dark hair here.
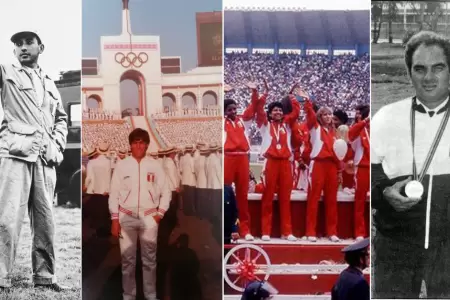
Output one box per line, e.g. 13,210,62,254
267,101,283,121
405,31,450,76
356,104,370,119
333,110,349,125
312,103,319,113
224,99,237,111
344,251,366,267
128,128,150,145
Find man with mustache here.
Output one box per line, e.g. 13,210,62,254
0,30,68,291
372,31,450,298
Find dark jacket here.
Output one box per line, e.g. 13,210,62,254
331,267,369,300
224,185,238,243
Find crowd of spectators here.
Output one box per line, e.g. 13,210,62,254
224,51,370,144
82,121,132,153
154,117,222,148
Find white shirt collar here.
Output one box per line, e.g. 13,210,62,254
416,96,449,113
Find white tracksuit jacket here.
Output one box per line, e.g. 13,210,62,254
109,156,171,221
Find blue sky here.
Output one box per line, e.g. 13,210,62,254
82,0,222,72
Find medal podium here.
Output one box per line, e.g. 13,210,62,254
224,191,370,297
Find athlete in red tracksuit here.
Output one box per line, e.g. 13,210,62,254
255,92,300,241
304,99,340,242
348,115,370,240
224,84,266,241
292,121,310,190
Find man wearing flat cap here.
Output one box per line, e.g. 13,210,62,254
331,238,370,300
0,30,68,290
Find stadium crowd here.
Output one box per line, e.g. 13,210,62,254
225,52,369,145
154,118,222,148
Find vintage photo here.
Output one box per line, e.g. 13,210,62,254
0,0,82,299
371,1,450,298
81,0,222,299
223,0,370,298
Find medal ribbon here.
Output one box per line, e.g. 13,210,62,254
271,122,284,146
410,97,450,182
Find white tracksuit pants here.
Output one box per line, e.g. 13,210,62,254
120,213,159,300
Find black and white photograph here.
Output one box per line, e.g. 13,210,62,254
0,0,82,299
371,1,450,298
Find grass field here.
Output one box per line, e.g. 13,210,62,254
0,207,81,300
371,43,415,115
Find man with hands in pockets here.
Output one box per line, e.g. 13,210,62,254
109,128,171,300
0,30,68,291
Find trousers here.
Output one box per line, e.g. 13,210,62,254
354,166,369,237
306,159,338,237
0,157,57,287
224,154,250,236
373,232,450,298
260,158,293,236
120,214,159,300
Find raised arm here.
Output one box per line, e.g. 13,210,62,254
304,99,318,130
283,95,301,127
348,118,369,142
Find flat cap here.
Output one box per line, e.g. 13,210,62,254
11,31,42,44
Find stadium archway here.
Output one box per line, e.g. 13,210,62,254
120,70,146,116
182,92,197,109
162,92,176,112
202,90,218,107
87,94,103,109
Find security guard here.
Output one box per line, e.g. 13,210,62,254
109,128,171,300
241,280,278,300
0,30,68,291
331,238,370,300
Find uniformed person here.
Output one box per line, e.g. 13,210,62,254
117,148,127,160
157,146,180,299
109,128,171,300
331,238,370,300
85,142,112,237
0,30,68,291
241,280,278,300
194,144,208,218
179,145,196,215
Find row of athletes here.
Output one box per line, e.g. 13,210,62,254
224,80,370,242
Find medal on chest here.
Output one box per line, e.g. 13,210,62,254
272,123,284,150
406,100,450,199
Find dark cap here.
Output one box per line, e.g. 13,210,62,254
342,238,369,253
11,31,42,44
241,281,274,300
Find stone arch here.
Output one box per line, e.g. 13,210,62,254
162,92,176,112
120,70,146,116
202,90,217,107
181,91,197,109
87,94,102,109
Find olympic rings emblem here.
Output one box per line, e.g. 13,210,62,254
115,52,148,68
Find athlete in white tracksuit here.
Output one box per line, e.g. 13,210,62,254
109,128,171,300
